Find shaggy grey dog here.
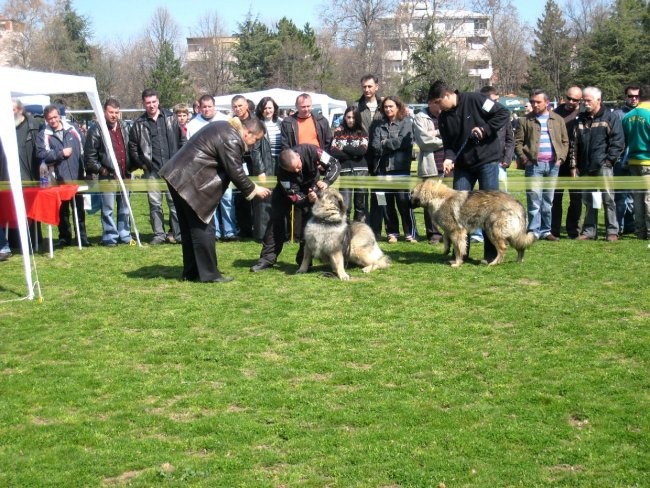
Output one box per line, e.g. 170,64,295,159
297,188,390,280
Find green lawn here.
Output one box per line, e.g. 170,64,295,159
0,188,648,487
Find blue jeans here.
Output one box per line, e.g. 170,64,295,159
525,161,560,238
214,188,238,238
0,226,10,253
614,161,635,233
454,162,499,261
99,177,131,244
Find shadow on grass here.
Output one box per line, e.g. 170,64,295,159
125,265,184,280
385,248,486,266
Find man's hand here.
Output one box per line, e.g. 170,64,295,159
256,187,272,200
307,189,318,203
62,147,72,158
315,180,328,190
443,159,454,176
571,168,579,177
471,127,485,140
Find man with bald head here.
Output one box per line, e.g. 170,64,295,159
552,86,584,238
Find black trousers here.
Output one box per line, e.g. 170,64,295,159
58,193,87,242
168,186,222,282
257,189,308,266
551,164,582,238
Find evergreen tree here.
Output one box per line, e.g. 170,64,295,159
60,0,92,72
399,18,470,102
575,0,650,101
526,0,573,101
146,40,191,107
269,19,322,90
232,14,275,90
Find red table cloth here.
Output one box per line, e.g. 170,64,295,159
0,184,79,227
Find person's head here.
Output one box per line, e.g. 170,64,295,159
231,95,249,120
256,96,279,122
342,106,363,132
564,86,582,111
624,84,641,108
192,99,200,115
638,84,650,103
381,95,408,121
479,85,499,102
12,99,24,121
361,74,379,102
173,103,189,125
524,102,532,115
529,89,550,116
582,86,602,114
240,117,266,146
427,80,457,111
295,94,313,119
198,94,216,120
43,104,63,130
103,98,121,126
141,88,160,117
279,148,302,173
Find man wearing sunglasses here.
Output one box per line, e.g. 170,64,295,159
613,84,641,236
552,86,583,239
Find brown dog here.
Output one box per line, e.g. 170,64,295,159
411,179,535,266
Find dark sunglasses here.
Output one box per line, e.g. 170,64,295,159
627,94,640,99
566,97,581,102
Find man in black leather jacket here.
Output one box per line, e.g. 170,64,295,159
128,88,186,245
84,98,133,246
250,144,340,272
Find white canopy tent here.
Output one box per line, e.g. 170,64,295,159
0,67,139,300
213,88,347,124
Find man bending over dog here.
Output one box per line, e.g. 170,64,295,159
250,144,340,272
428,80,510,264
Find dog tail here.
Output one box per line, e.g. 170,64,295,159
510,230,536,250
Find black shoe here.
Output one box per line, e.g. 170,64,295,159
204,275,234,283
0,251,11,261
250,262,273,272
80,239,92,247
57,239,71,248
102,242,117,248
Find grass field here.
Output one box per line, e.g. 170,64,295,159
0,185,648,487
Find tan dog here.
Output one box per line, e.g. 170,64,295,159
411,179,535,266
297,188,390,280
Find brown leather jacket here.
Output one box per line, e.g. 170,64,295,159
159,120,260,223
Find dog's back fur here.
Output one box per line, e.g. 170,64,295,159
411,179,535,266
298,188,390,280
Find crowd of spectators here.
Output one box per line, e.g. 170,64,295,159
1,77,649,269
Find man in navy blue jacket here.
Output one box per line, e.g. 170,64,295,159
428,80,510,263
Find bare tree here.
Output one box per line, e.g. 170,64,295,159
564,0,611,41
473,0,530,94
186,11,235,96
319,0,397,79
1,0,47,67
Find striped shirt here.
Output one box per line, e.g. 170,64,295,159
264,119,282,158
536,113,554,162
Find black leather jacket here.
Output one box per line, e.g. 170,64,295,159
571,106,625,174
84,121,130,177
159,121,259,223
127,109,186,172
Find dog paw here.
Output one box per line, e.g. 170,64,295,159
449,261,463,268
339,273,351,281
295,268,308,274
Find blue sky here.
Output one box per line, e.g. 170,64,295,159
76,0,547,43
